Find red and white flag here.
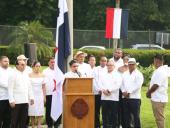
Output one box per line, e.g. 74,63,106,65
105,8,129,39
51,65,64,121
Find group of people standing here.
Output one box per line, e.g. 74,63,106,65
0,48,169,128
0,55,61,128
66,49,169,128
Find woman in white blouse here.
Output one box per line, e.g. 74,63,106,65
65,60,81,78
28,61,46,128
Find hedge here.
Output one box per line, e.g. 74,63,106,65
1,46,170,67
74,49,170,67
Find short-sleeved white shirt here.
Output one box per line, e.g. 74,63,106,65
150,65,168,102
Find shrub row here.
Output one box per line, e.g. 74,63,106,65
75,49,170,67
1,46,170,67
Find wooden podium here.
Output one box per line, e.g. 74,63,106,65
63,78,94,128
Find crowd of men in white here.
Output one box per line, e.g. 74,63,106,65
0,48,169,128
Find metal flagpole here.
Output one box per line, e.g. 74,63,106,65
67,0,73,71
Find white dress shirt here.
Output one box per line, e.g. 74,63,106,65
110,58,124,69
150,65,168,102
0,67,13,100
121,69,144,99
25,66,32,74
64,71,80,78
43,67,55,95
99,70,122,101
13,66,32,74
78,63,91,77
92,66,107,94
89,66,96,77
8,69,34,104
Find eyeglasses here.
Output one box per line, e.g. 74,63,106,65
107,64,114,66
72,65,78,67
19,64,25,66
101,60,107,62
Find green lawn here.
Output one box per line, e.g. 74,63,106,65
141,87,170,128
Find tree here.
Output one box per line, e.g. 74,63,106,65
0,0,58,27
74,0,170,30
8,21,55,61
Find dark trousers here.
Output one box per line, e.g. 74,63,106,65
95,95,101,128
122,99,141,128
117,90,125,127
11,103,28,128
46,95,62,128
0,100,11,128
102,100,118,128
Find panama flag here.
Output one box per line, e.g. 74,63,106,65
51,0,70,121
105,8,129,39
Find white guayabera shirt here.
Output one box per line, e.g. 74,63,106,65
99,70,122,101
92,66,107,95
8,68,34,104
121,69,144,99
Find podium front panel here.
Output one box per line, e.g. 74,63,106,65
63,78,94,128
63,95,94,128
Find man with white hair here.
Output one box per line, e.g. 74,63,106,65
99,60,122,128
121,58,144,128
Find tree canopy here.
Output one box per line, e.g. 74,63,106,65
0,0,170,30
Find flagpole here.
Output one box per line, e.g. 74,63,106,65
113,0,120,49
67,0,73,71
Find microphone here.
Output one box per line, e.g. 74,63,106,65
75,70,81,77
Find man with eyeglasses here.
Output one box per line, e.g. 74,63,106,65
99,60,122,128
8,59,34,128
0,56,13,128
